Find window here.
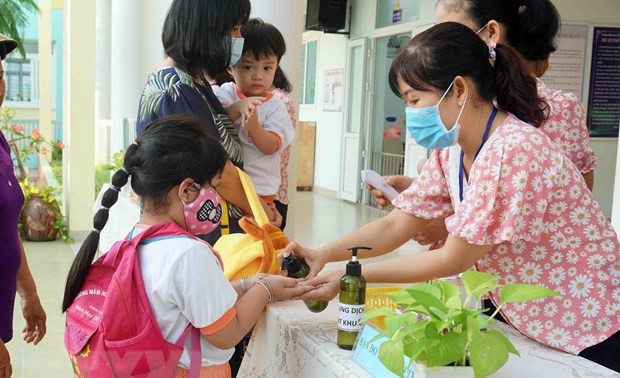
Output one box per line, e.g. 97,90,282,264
299,41,318,105
5,54,39,103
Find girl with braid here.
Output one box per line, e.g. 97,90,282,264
62,116,309,377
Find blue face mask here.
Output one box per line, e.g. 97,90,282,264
230,37,245,67
405,82,467,149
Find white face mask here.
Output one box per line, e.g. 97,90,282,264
230,37,245,67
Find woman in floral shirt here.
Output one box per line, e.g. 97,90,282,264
286,23,619,372
403,0,597,248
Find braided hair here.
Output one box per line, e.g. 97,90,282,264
62,115,228,312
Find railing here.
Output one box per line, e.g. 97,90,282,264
123,117,137,149
371,152,405,177
52,119,62,142
368,152,405,207
96,119,112,164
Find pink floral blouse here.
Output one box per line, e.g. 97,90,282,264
273,89,297,204
537,79,596,174
393,114,619,354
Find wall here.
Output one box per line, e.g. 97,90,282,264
311,0,619,213
299,32,348,194
551,0,620,218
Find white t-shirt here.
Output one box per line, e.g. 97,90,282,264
134,228,238,368
216,82,295,196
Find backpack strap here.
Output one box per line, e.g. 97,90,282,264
128,222,203,377
174,325,202,378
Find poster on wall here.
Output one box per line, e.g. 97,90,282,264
323,69,344,112
541,24,588,101
587,27,620,137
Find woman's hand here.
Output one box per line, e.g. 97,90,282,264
281,242,326,278
369,175,413,210
298,269,343,302
413,215,449,246
20,294,46,345
0,340,11,378
260,275,314,301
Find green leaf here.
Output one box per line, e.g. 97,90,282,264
405,283,441,298
407,289,447,320
394,321,426,342
361,307,396,322
369,328,392,344
486,329,520,356
424,323,467,367
378,339,405,377
437,279,462,308
469,329,510,378
461,271,502,300
500,284,562,304
387,290,414,303
386,313,410,337
404,336,426,360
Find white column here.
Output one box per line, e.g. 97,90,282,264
64,0,96,235
38,0,53,157
251,0,305,238
110,0,142,153
141,0,172,80
95,0,111,163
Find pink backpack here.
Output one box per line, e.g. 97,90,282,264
65,222,201,377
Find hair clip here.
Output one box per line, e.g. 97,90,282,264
488,41,497,62
132,140,139,146
518,5,527,14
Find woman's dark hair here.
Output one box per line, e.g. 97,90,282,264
273,66,293,93
239,18,286,63
162,0,251,79
62,115,229,312
389,22,547,128
437,0,560,61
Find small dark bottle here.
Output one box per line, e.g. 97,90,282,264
337,246,370,350
282,256,329,313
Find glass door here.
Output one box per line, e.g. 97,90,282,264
364,33,411,205
339,38,368,202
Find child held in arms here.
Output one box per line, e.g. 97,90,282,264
216,18,294,211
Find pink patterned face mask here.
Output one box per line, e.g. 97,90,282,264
182,183,222,235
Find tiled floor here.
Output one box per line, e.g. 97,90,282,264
7,191,422,377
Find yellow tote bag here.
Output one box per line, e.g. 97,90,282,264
214,169,289,280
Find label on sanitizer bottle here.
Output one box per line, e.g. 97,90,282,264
338,303,365,331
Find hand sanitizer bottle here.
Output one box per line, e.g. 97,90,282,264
337,246,370,350
282,255,328,312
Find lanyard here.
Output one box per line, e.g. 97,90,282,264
459,108,498,202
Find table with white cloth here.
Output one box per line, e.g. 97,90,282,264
238,300,618,378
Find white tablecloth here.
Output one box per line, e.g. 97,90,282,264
238,300,618,378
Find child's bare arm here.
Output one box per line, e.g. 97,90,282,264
243,108,280,155
226,97,265,123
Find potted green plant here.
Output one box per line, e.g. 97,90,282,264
361,271,561,378
19,179,72,242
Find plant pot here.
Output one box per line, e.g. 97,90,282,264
22,195,58,241
409,362,474,378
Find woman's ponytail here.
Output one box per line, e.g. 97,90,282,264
61,168,130,312
493,43,548,128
